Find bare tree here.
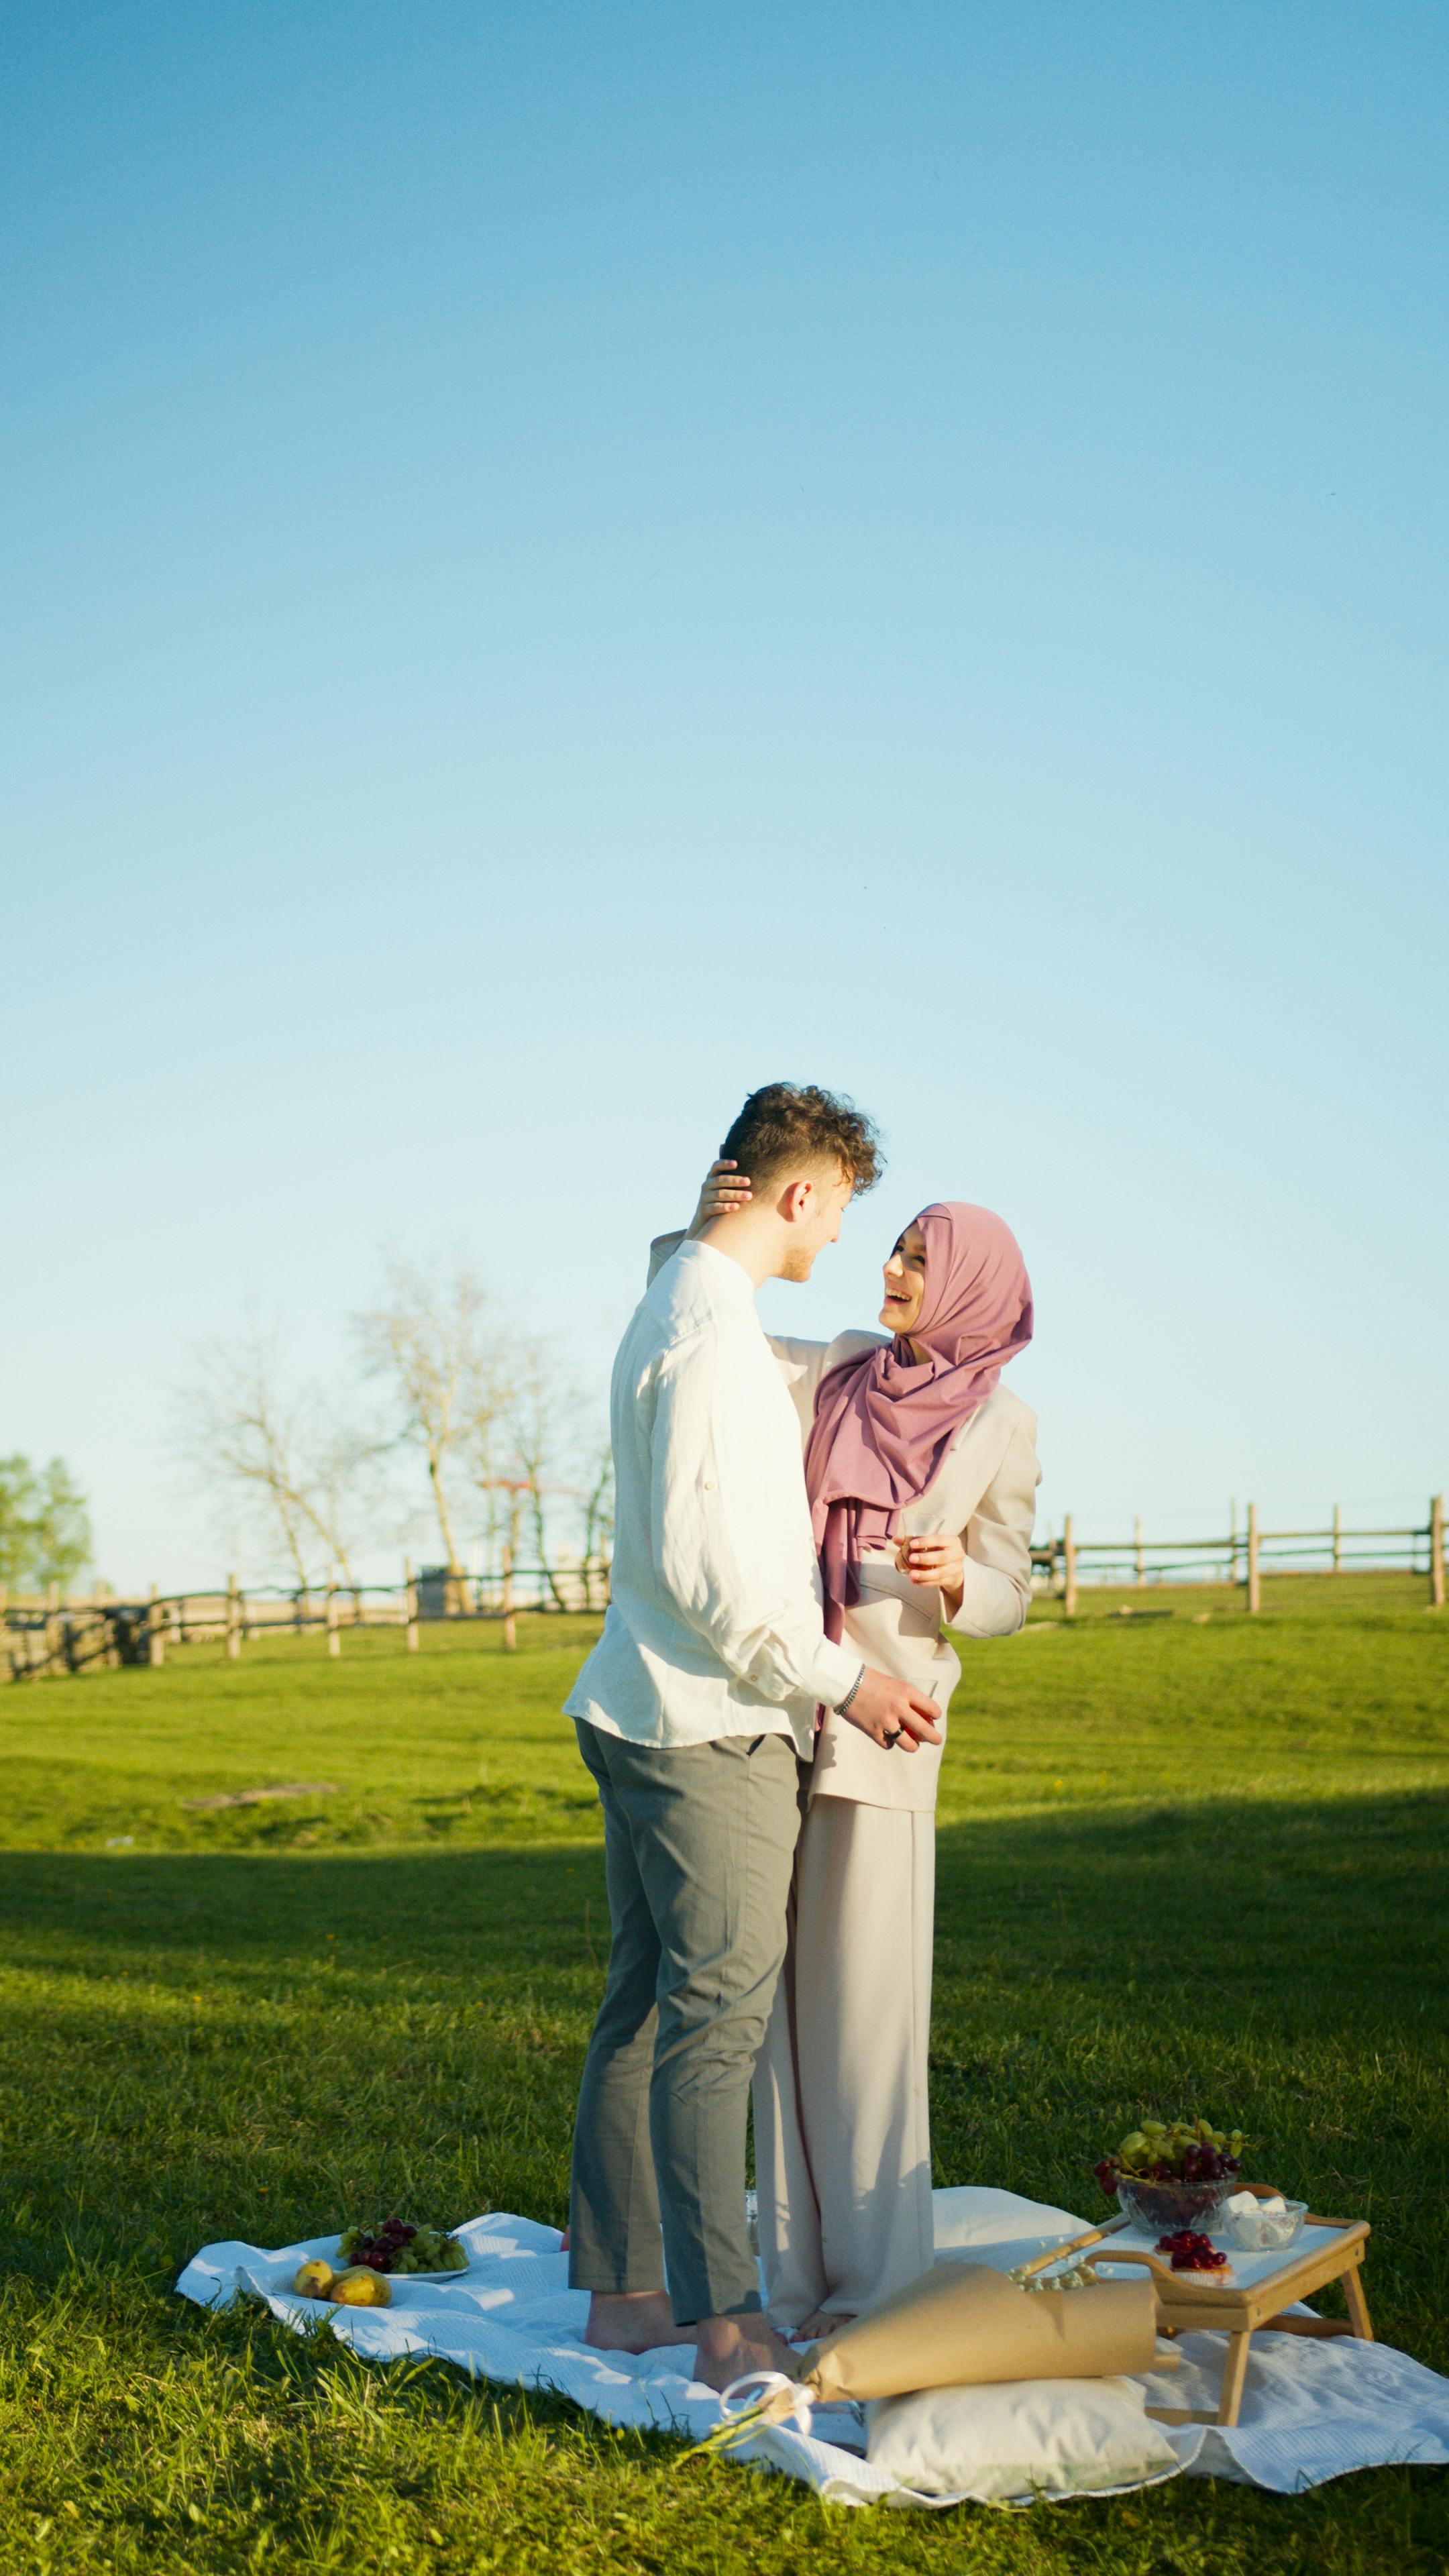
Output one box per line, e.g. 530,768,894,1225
579,1440,615,1588
356,1258,502,1590
180,1332,376,1589
500,1340,582,1611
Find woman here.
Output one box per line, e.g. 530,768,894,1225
661,1168,1039,2336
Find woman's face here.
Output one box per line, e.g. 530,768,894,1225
880,1218,928,1337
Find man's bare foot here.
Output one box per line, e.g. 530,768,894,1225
692,2311,803,2394
793,2308,856,2341
583,2290,694,2353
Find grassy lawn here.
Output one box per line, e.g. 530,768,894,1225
0,1579,1445,2572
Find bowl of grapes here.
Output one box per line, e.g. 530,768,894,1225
1094,2116,1248,2238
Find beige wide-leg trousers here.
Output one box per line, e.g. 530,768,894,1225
753,1794,936,2328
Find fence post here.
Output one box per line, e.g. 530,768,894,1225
1432,1495,1445,1610
148,1581,166,1668
1332,1504,1343,1574
1246,1505,1261,1614
226,1574,241,1660
404,1558,419,1653
1134,1515,1145,1587
502,1544,518,1652
1063,1517,1077,1618
326,1586,340,1658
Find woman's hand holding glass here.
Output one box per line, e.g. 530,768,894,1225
895,1532,966,1620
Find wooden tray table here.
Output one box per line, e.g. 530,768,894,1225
1091,2206,1373,2428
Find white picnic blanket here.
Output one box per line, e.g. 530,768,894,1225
176,2189,1449,2508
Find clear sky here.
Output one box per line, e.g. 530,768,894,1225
4,1,1446,1589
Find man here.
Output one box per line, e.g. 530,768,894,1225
565,1083,942,2392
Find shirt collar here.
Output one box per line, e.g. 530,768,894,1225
674,1237,758,1309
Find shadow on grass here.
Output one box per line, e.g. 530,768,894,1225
0,1784,1442,2006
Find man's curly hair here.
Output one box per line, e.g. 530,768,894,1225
718,1083,883,1196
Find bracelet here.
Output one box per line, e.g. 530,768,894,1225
833,1665,866,1717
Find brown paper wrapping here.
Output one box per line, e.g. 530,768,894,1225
798,2262,1158,2404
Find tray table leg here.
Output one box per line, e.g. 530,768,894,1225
1216,2329,1252,2427
1342,2263,1375,2342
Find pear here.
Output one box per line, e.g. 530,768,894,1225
328,2266,392,2308
292,2259,335,2300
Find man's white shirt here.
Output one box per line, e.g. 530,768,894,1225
566,1239,861,1756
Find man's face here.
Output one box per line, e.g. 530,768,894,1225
778,1163,855,1282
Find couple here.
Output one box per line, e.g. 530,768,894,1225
564,1083,1038,2391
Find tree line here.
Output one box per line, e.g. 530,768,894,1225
179,1254,612,1595
0,1457,92,1592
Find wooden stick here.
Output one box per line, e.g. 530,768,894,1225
1246,1503,1261,1614
1432,1494,1445,1611
1013,2214,1130,2279
1063,1516,1077,1618
148,1582,165,1670
326,1587,340,1658
405,1558,419,1654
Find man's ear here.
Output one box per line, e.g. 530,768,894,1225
778,1176,815,1224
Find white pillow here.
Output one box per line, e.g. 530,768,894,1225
932,2186,1090,2248
932,2186,1090,2262
867,2376,1182,2506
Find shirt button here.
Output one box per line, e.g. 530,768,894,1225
704,1481,716,1490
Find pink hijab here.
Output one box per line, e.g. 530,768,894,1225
805,1201,1034,1640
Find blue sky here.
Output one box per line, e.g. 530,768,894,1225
3,2,1446,1587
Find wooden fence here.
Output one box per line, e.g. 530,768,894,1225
2,1554,610,1684
5,1498,1444,1681
1042,1496,1446,1616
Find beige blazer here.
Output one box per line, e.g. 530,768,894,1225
769,1330,1040,1812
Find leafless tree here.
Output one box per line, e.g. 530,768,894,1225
356,1258,503,1585
180,1332,377,1589
577,1439,614,1610
500,1340,582,1611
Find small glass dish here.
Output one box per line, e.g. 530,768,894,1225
1114,2175,1237,2237
1218,2195,1307,2253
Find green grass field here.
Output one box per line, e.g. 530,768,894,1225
1,1579,1445,2573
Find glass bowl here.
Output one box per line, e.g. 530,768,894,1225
1114,2175,1238,2236
1219,2195,1307,2253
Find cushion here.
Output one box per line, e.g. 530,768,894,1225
928,2174,1087,2277
932,2185,1090,2258
866,2375,1182,2505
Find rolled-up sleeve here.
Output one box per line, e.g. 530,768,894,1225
948,1414,1041,1640
649,1331,860,1710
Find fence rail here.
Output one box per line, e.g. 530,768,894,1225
2,1556,610,1684
5,1497,1444,1682
1042,1495,1445,1616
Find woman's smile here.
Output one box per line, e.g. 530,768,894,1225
879,1218,929,1336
